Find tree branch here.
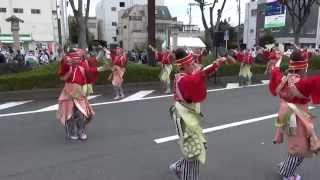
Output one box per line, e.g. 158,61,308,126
211,0,218,10
210,0,218,30
215,0,227,31
195,0,209,31
69,0,78,16
78,0,83,16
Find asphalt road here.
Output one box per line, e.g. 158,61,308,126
0,84,319,180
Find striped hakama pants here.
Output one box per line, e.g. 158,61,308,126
279,154,304,177
171,158,200,180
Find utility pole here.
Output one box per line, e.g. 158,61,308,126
189,4,192,25
188,3,198,25
237,0,241,50
148,0,156,66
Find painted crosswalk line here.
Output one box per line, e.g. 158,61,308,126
36,95,101,112
0,101,33,111
120,90,155,102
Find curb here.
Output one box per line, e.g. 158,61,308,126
0,82,161,102
3,69,320,102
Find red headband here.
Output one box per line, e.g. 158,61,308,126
289,60,308,70
176,53,194,66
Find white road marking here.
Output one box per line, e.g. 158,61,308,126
261,80,270,84
153,106,316,144
120,90,154,102
35,95,101,112
0,84,267,118
226,83,239,89
0,101,33,111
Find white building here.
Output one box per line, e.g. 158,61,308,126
243,0,258,49
0,0,59,51
96,0,164,47
118,5,179,50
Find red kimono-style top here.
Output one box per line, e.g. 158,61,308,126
269,67,320,104
235,52,254,65
158,52,173,65
111,54,128,67
58,58,98,85
174,61,224,103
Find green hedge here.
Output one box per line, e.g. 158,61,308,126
1,56,320,91
0,62,162,91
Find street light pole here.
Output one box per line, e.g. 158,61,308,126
147,0,156,66
237,0,241,50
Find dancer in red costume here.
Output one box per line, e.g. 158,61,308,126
57,48,104,141
149,45,174,94
233,49,254,86
169,48,235,180
264,47,282,75
109,47,128,100
269,49,320,180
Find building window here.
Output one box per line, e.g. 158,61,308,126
31,9,41,14
0,8,6,13
111,7,116,11
139,10,145,16
13,8,23,13
251,9,257,16
250,29,254,33
113,37,117,42
123,25,127,29
119,2,125,7
112,22,117,26
116,29,119,35
129,16,142,21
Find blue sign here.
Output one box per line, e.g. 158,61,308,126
265,2,285,16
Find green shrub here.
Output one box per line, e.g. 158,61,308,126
1,55,320,91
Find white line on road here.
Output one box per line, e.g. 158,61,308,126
153,106,316,144
226,83,239,89
34,95,101,112
0,100,33,111
0,84,267,118
261,80,270,84
120,90,154,102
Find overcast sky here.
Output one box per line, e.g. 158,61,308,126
73,0,250,29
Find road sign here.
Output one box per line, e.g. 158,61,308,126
224,30,229,41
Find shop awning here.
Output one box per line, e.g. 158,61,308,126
0,34,32,43
177,37,206,48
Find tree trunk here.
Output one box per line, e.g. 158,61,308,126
209,7,215,55
294,33,299,46
294,25,302,47
78,17,88,49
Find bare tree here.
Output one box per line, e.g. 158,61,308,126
194,0,227,52
69,0,91,49
278,0,319,45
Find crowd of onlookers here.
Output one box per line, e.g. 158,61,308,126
127,49,149,64
0,46,58,67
